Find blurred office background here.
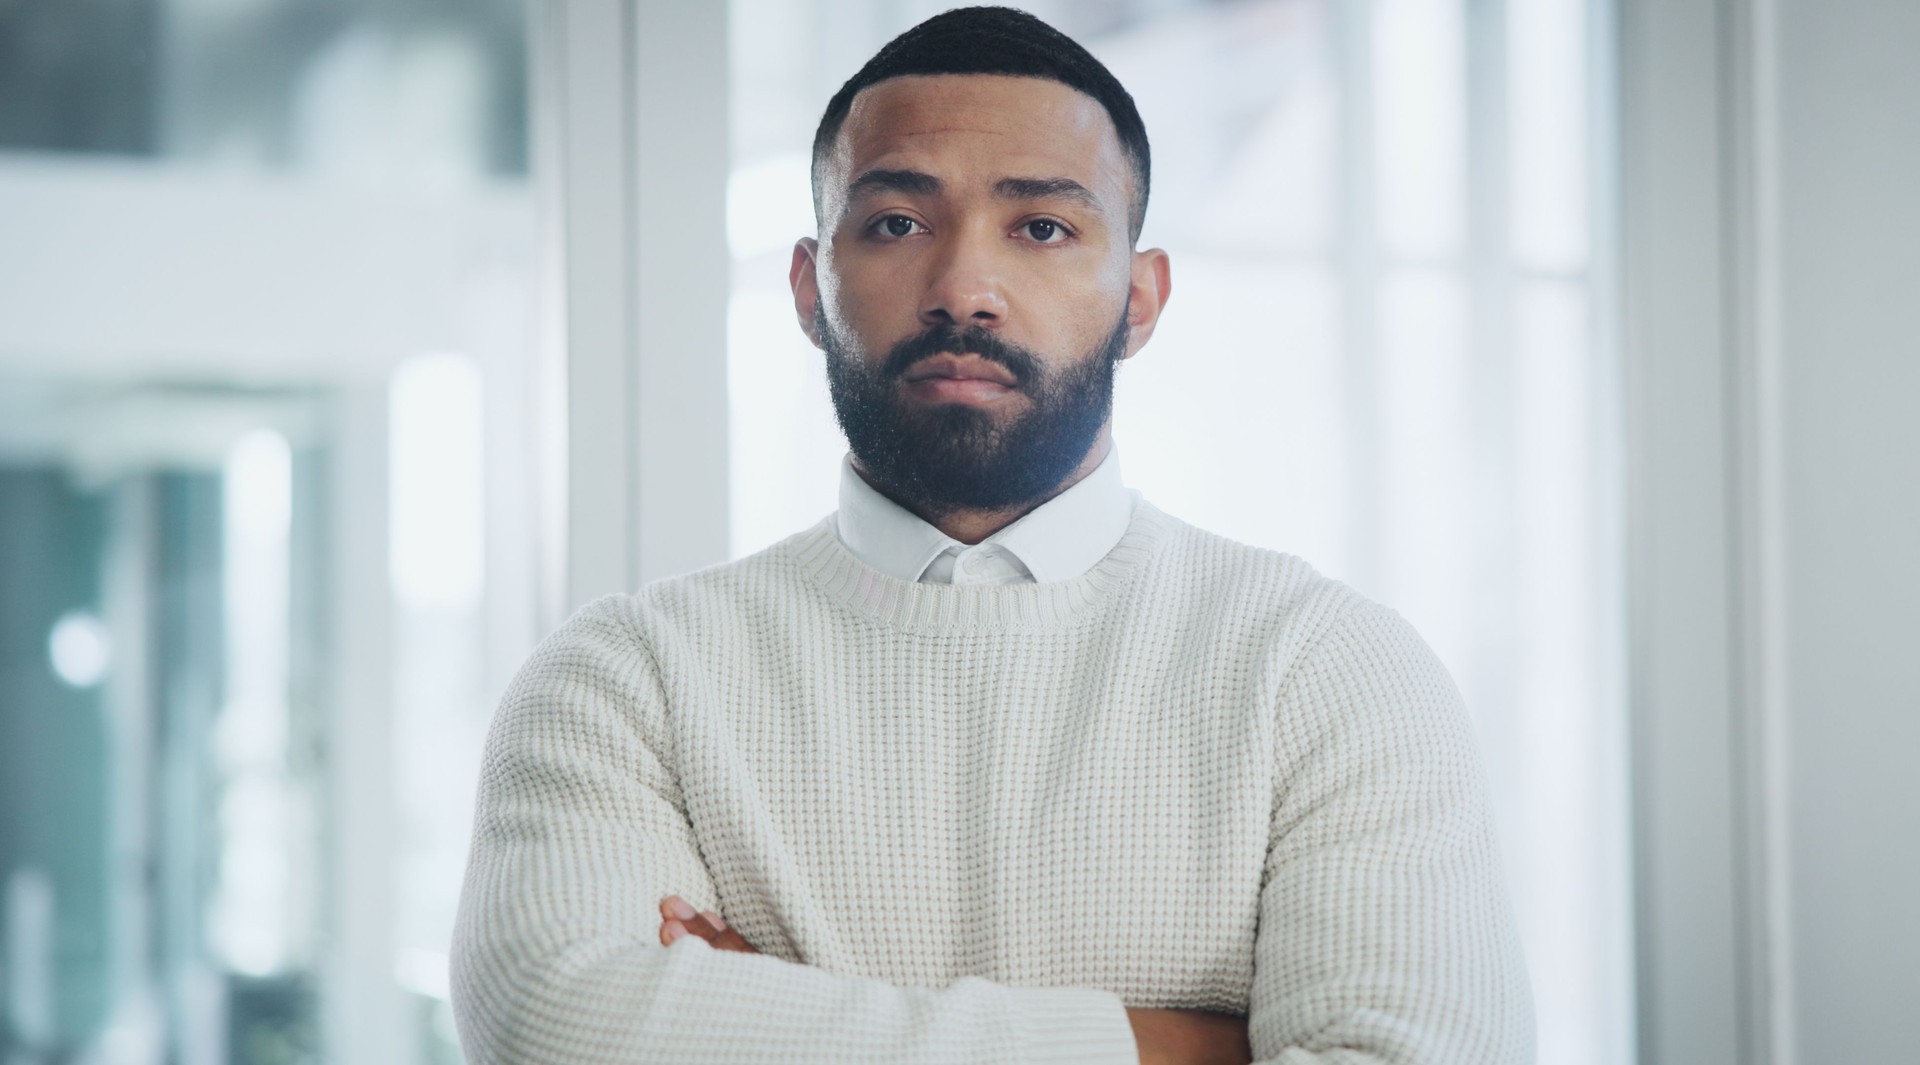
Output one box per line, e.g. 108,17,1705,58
0,2,1913,1065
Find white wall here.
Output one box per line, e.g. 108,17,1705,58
1623,0,1920,1061
1776,0,1920,1057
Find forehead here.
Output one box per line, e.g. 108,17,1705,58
830,74,1129,199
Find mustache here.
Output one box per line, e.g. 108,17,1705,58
880,323,1042,385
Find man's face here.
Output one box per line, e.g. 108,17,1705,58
792,74,1169,516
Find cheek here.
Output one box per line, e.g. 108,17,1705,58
1022,269,1129,346
823,253,919,328
817,271,928,367
1017,240,1130,302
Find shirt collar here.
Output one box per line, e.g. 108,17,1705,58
833,446,1137,584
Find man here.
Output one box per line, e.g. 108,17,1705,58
451,8,1533,1064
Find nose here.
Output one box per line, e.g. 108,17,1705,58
918,228,1008,329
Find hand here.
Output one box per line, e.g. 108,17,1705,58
658,895,760,953
1125,1007,1252,1065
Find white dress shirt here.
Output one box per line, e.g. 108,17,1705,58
832,446,1139,585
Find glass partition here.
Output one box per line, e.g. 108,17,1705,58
0,3,536,1063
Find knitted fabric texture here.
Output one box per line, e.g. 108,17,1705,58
451,503,1535,1064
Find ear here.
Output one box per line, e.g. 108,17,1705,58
790,237,824,349
1121,247,1172,359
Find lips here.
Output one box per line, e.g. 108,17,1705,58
900,354,1019,387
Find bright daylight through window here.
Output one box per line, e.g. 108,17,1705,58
727,3,1629,1063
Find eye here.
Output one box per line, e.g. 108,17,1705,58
1021,219,1069,244
872,215,923,239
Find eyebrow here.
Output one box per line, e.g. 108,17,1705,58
843,169,1103,211
992,176,1101,210
846,168,944,200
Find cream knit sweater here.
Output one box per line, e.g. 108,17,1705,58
451,503,1534,1064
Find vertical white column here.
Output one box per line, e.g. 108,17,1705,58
536,0,640,614
101,479,161,1062
1718,3,1795,1063
1617,0,1774,1062
1330,0,1383,592
633,0,732,585
532,0,732,622
323,386,404,1065
1620,0,1744,1057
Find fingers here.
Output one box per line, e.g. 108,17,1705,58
658,895,696,946
657,896,761,954
697,910,761,954
661,895,697,923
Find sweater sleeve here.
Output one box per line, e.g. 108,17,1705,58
1247,598,1536,1064
449,596,1138,1065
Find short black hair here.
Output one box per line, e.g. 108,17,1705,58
810,6,1152,242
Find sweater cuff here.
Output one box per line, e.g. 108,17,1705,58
1008,986,1137,1065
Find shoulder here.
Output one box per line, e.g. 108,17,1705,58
615,519,839,645
502,523,820,703
1280,593,1460,725
1137,505,1373,646
1137,505,1456,714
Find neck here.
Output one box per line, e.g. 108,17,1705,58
854,430,1113,545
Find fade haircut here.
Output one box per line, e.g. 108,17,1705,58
810,6,1152,242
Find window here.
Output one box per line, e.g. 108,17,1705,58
728,2,1630,1061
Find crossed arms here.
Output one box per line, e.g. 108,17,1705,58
655,894,1253,1065
449,596,1534,1065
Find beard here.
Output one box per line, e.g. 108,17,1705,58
818,304,1130,518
